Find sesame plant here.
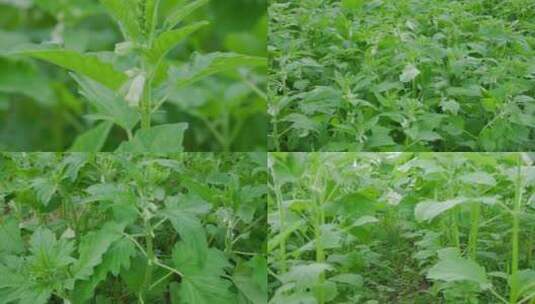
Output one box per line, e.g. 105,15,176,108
0,152,267,303
268,0,535,151
0,0,267,151
268,152,535,303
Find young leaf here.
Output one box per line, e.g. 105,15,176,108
99,0,143,42
146,21,210,63
117,123,188,152
164,0,210,30
5,44,127,90
71,73,140,132
68,122,113,152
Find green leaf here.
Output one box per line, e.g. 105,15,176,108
71,222,126,281
71,238,136,304
147,21,209,63
117,123,188,152
99,0,143,42
427,253,490,289
164,0,210,30
232,256,267,304
5,44,127,90
281,263,333,289
414,198,466,222
0,58,54,105
71,74,140,132
352,215,379,227
329,273,363,286
510,269,535,299
31,177,58,207
172,244,236,304
400,64,420,82
460,171,496,186
69,122,113,152
170,52,266,88
164,193,211,264
29,228,76,270
0,217,24,254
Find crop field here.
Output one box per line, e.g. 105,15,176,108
0,152,267,303
268,0,535,152
0,0,267,151
268,152,535,303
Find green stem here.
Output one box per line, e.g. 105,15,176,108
468,202,481,260
314,181,326,304
510,154,523,304
142,219,155,298
274,184,287,273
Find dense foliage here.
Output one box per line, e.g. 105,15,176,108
0,152,267,303
0,0,267,151
269,0,535,151
268,152,535,303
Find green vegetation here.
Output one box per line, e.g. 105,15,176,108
0,152,267,303
269,0,535,151
0,0,267,151
268,152,535,303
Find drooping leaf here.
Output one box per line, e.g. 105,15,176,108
281,263,333,289
5,44,127,90
117,123,188,152
69,122,113,152
170,52,266,88
414,198,467,222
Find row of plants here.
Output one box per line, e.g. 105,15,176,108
0,152,267,303
268,152,535,303
269,0,535,151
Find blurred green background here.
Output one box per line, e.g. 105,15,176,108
0,0,267,151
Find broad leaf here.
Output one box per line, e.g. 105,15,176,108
0,217,24,254
427,253,490,289
69,122,113,152
71,222,126,280
232,256,268,304
117,123,188,152
71,238,136,304
164,193,211,264
172,244,236,304
414,198,466,222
